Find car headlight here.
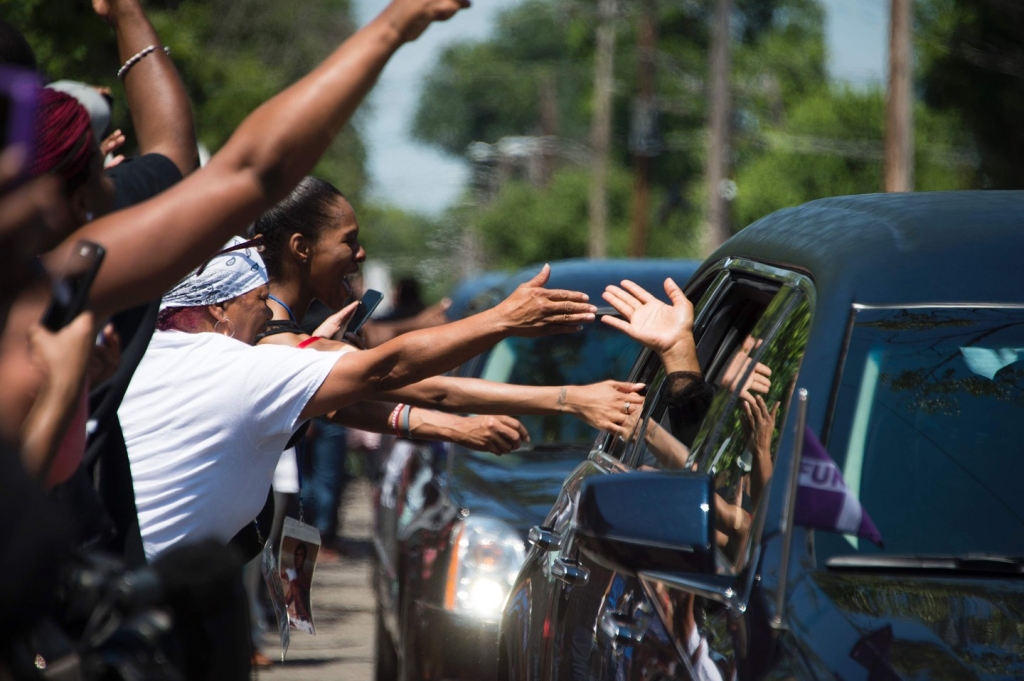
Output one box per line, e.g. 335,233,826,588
443,516,526,619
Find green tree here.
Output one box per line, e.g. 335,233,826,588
732,87,973,227
465,166,700,269
917,0,1024,189
13,0,368,203
413,0,832,268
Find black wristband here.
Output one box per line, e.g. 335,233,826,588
662,371,715,417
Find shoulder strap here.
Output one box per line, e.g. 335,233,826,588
255,319,304,342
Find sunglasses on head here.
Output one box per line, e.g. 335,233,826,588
195,235,265,276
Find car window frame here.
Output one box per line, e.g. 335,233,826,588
623,260,815,578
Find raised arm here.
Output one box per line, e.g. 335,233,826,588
601,278,700,374
95,0,198,175
48,0,468,320
301,266,596,419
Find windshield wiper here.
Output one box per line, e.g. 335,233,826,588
827,553,1024,575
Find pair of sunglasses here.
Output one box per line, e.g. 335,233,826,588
195,235,264,275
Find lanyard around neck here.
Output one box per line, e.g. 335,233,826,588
268,294,298,323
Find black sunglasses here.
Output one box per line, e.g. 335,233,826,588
195,235,265,276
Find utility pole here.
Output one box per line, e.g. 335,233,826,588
629,0,658,257
538,72,559,188
587,0,616,259
704,0,732,254
885,0,914,192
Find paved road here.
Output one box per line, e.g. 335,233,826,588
257,479,377,680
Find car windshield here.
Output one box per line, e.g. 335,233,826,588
478,326,642,446
817,307,1024,563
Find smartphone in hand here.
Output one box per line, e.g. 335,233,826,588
41,240,106,331
345,289,384,335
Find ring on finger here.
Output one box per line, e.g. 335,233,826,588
624,402,631,415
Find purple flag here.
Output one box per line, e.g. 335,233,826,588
794,427,883,546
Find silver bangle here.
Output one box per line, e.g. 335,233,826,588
400,404,413,439
117,45,171,80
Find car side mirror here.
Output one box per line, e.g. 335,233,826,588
576,472,716,576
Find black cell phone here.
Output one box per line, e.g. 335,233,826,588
41,240,106,331
345,289,384,335
0,66,43,163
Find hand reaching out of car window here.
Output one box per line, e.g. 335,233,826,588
601,278,700,373
719,336,771,403
742,394,779,506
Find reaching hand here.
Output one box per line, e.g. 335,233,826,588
741,395,778,462
28,312,97,390
452,414,530,455
742,394,779,506
601,278,694,357
563,381,645,437
494,264,596,337
92,0,136,24
88,322,122,387
313,300,359,340
383,0,471,43
101,129,126,169
720,336,772,403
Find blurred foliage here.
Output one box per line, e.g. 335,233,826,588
917,0,1024,189
11,0,368,203
467,165,701,269
415,0,991,273
357,202,460,303
733,88,973,226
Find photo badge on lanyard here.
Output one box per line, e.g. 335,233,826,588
262,516,321,659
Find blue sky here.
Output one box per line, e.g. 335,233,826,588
353,0,889,216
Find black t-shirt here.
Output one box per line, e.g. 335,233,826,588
106,153,183,211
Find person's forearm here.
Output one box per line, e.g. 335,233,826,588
60,4,441,318
328,400,457,442
327,400,397,432
303,308,512,418
20,373,84,484
378,376,571,415
107,0,198,174
659,334,700,375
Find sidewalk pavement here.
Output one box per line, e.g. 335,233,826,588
256,479,377,680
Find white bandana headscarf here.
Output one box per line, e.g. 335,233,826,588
160,236,268,310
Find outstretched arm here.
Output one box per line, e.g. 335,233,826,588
49,0,469,320
378,378,645,437
95,0,198,175
328,401,529,456
302,266,596,419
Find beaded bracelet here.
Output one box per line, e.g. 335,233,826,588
117,45,171,80
389,404,404,438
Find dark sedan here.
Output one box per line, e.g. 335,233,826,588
372,259,700,681
500,192,1024,681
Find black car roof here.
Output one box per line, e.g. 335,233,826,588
702,191,1024,306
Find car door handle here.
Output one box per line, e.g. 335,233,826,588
599,609,650,648
528,526,562,552
552,557,590,586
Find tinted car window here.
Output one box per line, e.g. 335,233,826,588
689,288,812,572
478,327,643,445
818,307,1024,562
